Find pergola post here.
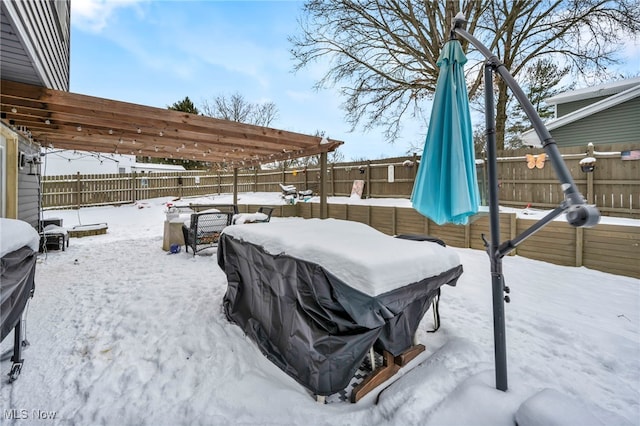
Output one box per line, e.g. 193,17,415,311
320,151,328,219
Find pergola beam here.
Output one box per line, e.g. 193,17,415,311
0,79,343,168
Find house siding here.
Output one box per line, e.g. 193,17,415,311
556,95,610,117
551,97,640,147
0,0,70,90
17,139,40,228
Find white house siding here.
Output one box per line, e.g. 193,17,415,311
41,150,136,176
131,163,187,173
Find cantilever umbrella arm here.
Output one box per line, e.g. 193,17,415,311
451,21,600,228
450,14,600,392
497,205,566,258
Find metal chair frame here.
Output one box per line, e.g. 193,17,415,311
182,211,234,255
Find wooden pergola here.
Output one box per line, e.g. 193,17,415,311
1,79,343,213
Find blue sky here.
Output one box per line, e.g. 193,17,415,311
69,1,640,161
70,0,423,161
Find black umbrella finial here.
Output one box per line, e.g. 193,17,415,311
450,12,467,40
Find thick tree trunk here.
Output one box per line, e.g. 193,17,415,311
495,79,509,151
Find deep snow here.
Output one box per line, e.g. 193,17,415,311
1,192,638,425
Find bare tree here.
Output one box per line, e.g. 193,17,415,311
291,0,640,149
290,148,345,168
252,102,279,127
265,130,344,169
200,92,279,126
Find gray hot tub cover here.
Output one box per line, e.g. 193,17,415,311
218,233,463,396
1,246,37,342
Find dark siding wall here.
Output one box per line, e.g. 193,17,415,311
0,0,70,90
17,139,40,227
552,97,640,147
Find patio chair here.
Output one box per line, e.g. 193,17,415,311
190,203,238,215
39,224,69,252
395,234,446,332
232,207,274,225
298,189,313,200
182,211,233,255
279,183,297,198
256,206,274,222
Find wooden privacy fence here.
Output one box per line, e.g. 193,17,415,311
40,157,420,209
40,175,638,278
292,203,639,279
145,198,638,279
42,142,638,218
42,171,252,209
485,142,639,218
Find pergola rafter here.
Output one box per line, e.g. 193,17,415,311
0,79,343,168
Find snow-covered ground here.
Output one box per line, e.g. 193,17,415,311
1,193,638,425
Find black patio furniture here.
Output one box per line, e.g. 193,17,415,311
182,211,234,255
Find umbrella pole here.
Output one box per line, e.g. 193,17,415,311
484,64,509,392
451,13,599,393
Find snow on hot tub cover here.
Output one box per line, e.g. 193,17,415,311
221,218,461,296
1,219,38,341
218,218,463,396
1,218,39,258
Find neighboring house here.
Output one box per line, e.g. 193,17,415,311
41,149,137,176
0,0,70,226
40,149,187,175
521,76,640,147
131,163,187,173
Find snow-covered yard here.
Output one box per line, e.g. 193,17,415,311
1,193,638,425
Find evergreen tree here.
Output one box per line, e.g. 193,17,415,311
139,97,203,169
506,59,571,149
168,96,200,115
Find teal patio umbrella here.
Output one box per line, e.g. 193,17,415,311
411,39,479,225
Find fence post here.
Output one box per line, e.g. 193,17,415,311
464,224,471,248
423,216,430,236
76,172,81,209
233,167,238,205
392,207,397,235
575,227,584,267
131,172,137,203
331,163,335,196
509,213,517,256
366,161,371,199
586,143,594,204
254,168,258,192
